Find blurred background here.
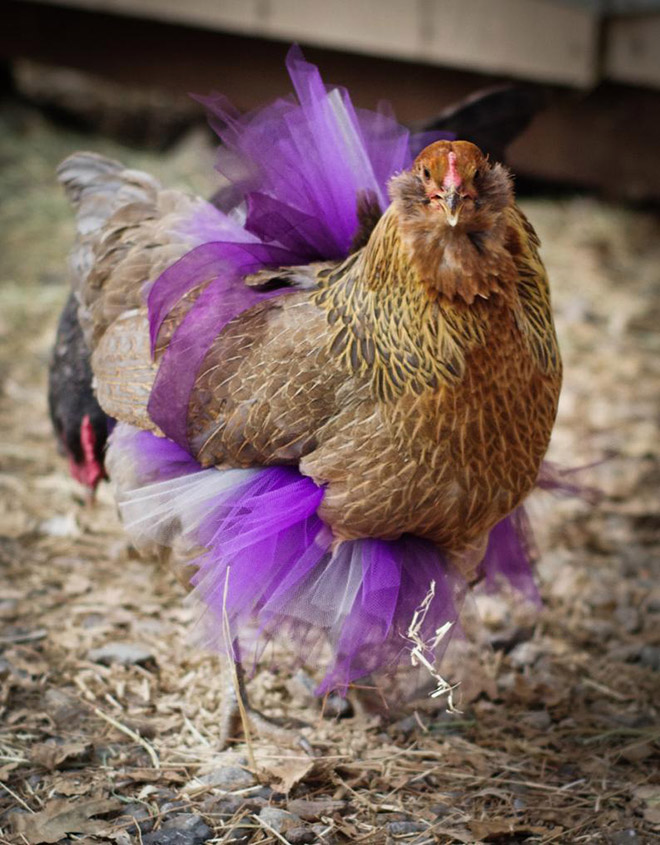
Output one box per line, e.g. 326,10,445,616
0,2,659,842
2,0,660,198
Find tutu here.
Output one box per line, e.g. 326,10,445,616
109,46,545,693
109,424,535,694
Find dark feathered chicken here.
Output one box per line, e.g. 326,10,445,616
48,291,108,497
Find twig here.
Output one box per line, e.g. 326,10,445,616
252,813,291,844
220,567,257,774
581,678,630,702
405,581,461,712
0,782,35,814
91,705,160,769
183,715,210,747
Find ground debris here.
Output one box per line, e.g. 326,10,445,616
88,641,156,667
9,796,121,843
0,103,658,843
29,739,93,770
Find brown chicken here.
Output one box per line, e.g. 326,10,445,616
49,82,545,499
57,50,561,727
65,140,560,584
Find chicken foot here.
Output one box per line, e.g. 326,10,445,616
217,643,313,752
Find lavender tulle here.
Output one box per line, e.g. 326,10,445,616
110,425,537,693
147,46,452,450
112,48,545,692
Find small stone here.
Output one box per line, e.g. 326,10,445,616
194,765,256,791
141,830,210,845
159,801,187,815
88,642,154,666
639,645,660,671
201,794,243,816
142,814,212,845
259,807,301,834
607,831,640,845
162,814,213,840
286,827,317,844
387,821,429,835
201,794,266,817
113,802,154,835
286,799,346,821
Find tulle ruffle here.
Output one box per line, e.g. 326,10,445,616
109,425,543,693
146,46,452,451
112,48,549,693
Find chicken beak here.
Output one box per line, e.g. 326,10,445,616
444,190,461,227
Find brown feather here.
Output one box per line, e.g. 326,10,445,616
63,143,561,579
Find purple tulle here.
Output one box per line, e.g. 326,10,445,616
199,46,431,258
131,427,201,482
147,46,452,450
480,509,540,605
114,48,552,692
147,242,299,446
112,425,541,693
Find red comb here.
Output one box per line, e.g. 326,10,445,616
76,414,104,489
443,151,462,190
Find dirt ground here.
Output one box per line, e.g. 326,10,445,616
0,100,658,845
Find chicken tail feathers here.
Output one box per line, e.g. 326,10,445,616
57,151,159,231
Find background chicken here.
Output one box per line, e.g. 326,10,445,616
56,49,559,729
48,291,109,499
48,83,545,498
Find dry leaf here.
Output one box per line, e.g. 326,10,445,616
286,798,346,820
122,768,185,784
11,797,120,844
50,775,93,797
0,761,20,779
31,741,92,770
256,747,315,794
635,786,660,827
469,819,560,840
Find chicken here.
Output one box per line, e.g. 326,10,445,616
414,85,545,167
56,48,560,726
48,82,544,495
166,142,558,571
48,291,109,499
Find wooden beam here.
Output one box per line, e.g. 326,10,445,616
4,1,660,201
604,13,660,89
16,0,599,86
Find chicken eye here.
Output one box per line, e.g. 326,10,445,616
423,167,431,180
